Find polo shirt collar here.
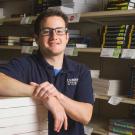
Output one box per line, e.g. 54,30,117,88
36,51,53,70
62,56,76,73
36,51,75,73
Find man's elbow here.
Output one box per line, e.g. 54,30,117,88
82,104,93,125
82,113,92,125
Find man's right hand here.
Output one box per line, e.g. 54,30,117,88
30,82,68,132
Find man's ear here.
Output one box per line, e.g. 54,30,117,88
66,32,69,42
34,34,39,45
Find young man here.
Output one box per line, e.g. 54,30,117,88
0,9,94,135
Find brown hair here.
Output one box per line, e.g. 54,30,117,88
34,9,68,35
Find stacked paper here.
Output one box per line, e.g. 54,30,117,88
91,70,100,79
49,0,98,14
48,6,74,14
0,36,20,46
0,8,4,18
0,97,48,135
92,78,122,96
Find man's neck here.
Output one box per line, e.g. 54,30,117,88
44,54,64,69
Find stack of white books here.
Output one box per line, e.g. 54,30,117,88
92,78,122,96
90,70,100,79
0,97,48,135
0,36,20,46
49,0,98,14
0,8,4,19
48,6,74,14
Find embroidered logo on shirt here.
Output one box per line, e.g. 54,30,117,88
67,78,78,86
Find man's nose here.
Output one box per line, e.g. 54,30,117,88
50,30,58,39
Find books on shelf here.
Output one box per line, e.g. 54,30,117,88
67,29,91,48
109,118,135,135
90,70,100,78
0,8,4,19
106,0,135,11
48,6,74,14
0,36,34,46
102,0,135,51
128,66,135,98
92,78,122,96
101,25,128,48
48,0,99,14
110,119,135,130
0,36,20,46
108,132,119,135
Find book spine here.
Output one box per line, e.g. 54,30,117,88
110,121,135,130
109,126,135,135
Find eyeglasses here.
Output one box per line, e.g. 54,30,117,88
40,27,68,36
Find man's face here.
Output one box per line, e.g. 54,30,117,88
37,16,69,57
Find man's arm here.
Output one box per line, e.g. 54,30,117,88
0,73,68,132
57,93,93,125
33,81,93,125
0,72,34,96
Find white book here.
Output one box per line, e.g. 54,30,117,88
91,70,100,78
0,8,4,18
18,130,48,135
62,0,87,4
92,79,121,96
48,6,74,14
0,113,47,127
76,43,87,48
130,0,135,3
84,125,93,135
0,97,48,134
0,122,48,135
0,97,41,109
68,29,80,35
0,105,46,118
108,132,119,135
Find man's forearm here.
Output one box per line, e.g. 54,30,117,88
0,73,35,96
58,93,93,125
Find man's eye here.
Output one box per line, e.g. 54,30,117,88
43,30,49,34
57,30,64,34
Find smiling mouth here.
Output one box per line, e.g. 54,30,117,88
50,43,60,46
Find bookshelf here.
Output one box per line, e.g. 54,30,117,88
0,45,38,50
95,95,135,105
1,9,135,25
80,9,135,25
0,46,100,55
0,0,135,135
90,118,108,135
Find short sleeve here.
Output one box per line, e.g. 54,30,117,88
75,66,94,105
0,57,29,83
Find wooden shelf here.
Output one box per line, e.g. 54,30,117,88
80,9,135,25
87,118,108,135
0,0,26,2
95,94,135,105
0,45,22,50
1,10,135,25
0,45,38,50
76,48,101,53
0,46,100,53
0,16,36,25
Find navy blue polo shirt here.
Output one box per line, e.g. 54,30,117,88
0,52,94,135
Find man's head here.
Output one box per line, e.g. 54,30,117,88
34,9,69,57
34,9,68,36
